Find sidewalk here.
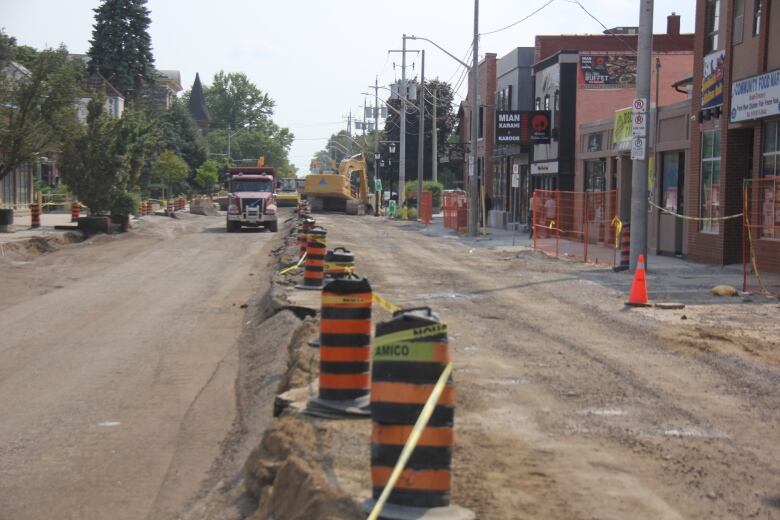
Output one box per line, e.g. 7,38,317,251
389,214,778,306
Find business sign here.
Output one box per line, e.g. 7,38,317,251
730,68,780,123
702,50,725,110
496,110,523,143
613,107,633,144
531,161,558,175
495,111,551,144
579,54,637,88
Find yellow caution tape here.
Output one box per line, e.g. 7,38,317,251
278,252,306,275
648,198,743,221
611,217,623,249
372,293,401,314
367,362,453,520
374,323,448,346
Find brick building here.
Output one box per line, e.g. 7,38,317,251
460,53,497,217
687,0,780,269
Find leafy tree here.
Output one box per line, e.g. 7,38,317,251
193,159,219,192
87,0,155,100
156,101,207,171
115,109,158,190
59,93,129,214
151,150,188,199
0,44,84,184
204,71,275,129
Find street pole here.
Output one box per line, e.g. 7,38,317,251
227,124,231,163
629,0,653,270
374,76,380,216
417,50,425,219
400,34,408,208
469,0,480,237
432,88,438,184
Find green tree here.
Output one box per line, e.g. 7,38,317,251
204,71,275,129
0,44,84,184
193,159,219,192
116,109,158,190
59,94,129,214
151,150,188,199
87,0,155,100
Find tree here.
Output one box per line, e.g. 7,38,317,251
115,109,158,190
151,150,188,199
204,71,275,129
193,159,219,192
87,0,155,100
59,94,129,215
0,44,84,184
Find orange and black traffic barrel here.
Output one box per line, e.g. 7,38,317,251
613,221,630,272
71,201,80,222
371,307,453,509
318,276,372,402
298,217,315,257
30,202,41,229
299,226,327,289
324,247,355,279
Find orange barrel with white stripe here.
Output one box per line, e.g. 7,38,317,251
301,226,327,288
298,217,315,257
318,277,372,401
324,247,355,279
613,221,631,272
167,199,173,213
138,199,145,216
30,202,41,229
371,308,453,508
70,201,80,222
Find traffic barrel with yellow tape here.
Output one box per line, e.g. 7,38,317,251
297,226,327,290
370,307,455,510
71,201,80,222
305,276,373,417
613,221,630,272
30,202,41,229
324,247,355,279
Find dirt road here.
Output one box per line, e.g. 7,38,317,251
0,214,281,520
311,214,780,519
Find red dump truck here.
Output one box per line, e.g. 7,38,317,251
226,166,278,232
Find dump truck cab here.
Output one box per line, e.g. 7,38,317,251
226,167,278,232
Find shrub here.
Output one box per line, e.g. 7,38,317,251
404,181,443,209
111,191,140,215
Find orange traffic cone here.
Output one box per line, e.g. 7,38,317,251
626,254,650,307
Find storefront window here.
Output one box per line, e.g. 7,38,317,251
662,152,682,212
700,130,721,233
761,120,780,238
584,159,606,192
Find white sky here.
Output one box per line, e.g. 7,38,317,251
1,0,695,175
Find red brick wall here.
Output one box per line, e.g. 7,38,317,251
535,33,695,63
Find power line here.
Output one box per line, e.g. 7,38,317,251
564,0,636,52
481,0,557,36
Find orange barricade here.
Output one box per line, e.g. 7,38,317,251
443,191,468,233
743,177,780,297
419,191,433,224
533,190,617,266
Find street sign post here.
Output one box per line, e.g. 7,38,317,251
631,112,647,137
511,172,520,188
631,137,646,160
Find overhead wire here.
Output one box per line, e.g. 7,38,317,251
481,0,558,36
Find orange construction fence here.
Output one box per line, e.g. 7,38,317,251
532,190,618,266
743,177,780,297
443,190,468,233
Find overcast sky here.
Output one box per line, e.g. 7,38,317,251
2,0,695,175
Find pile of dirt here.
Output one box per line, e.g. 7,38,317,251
0,232,84,262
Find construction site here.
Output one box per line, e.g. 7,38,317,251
2,204,779,520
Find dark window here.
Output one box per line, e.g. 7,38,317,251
700,130,721,233
733,0,745,44
753,0,761,36
705,0,720,53
762,120,779,177
478,106,484,139
554,90,560,111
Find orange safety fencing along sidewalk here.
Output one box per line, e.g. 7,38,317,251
443,190,468,234
743,176,780,297
532,189,618,266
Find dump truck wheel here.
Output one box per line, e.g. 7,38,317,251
268,220,278,232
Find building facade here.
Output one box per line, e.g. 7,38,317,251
493,47,535,227
688,0,780,269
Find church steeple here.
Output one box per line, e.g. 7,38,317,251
188,72,209,134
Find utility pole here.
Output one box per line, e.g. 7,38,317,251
227,123,231,163
370,77,381,216
400,35,408,208
629,0,654,270
432,88,438,184
417,50,425,218
468,0,480,236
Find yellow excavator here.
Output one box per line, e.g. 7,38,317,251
304,153,372,214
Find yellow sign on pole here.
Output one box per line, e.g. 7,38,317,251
612,107,633,144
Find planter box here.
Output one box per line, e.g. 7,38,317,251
0,208,13,233
77,216,112,235
110,214,130,233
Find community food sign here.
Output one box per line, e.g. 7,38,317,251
702,50,725,110
730,68,780,123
